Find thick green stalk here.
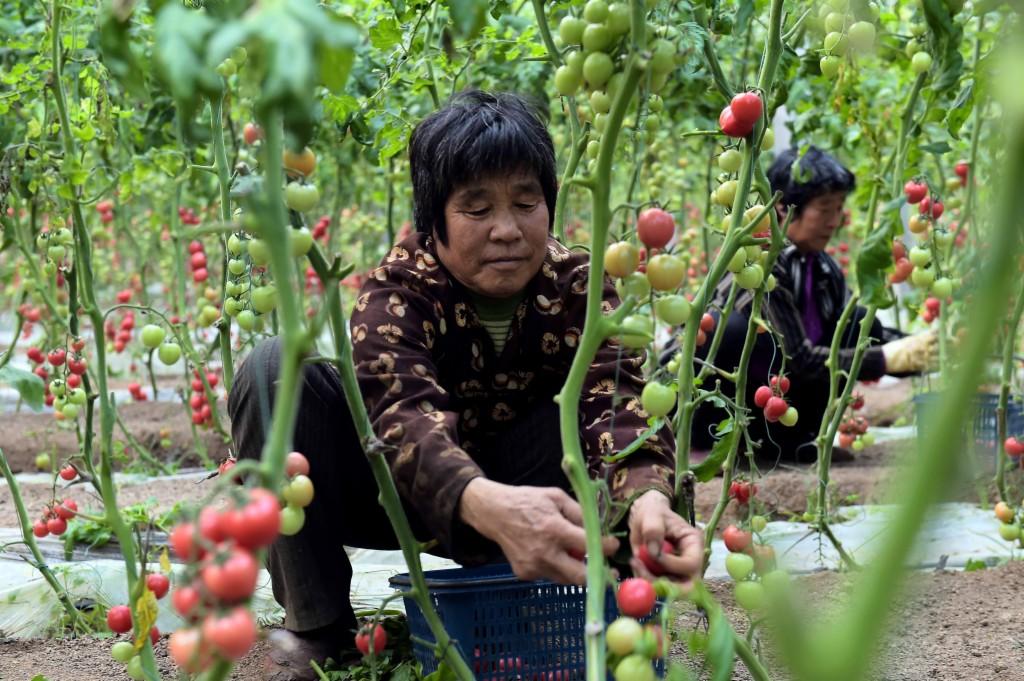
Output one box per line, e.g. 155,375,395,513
209,93,235,392
798,94,1024,681
0,449,80,630
310,251,473,681
554,3,645,679
995,284,1024,501
253,112,310,492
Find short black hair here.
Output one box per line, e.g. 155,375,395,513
409,90,558,243
767,146,855,216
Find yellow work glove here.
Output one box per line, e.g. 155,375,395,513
882,330,938,374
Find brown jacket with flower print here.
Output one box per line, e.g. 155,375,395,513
350,233,675,561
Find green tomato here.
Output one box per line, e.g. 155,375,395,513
908,246,931,267
715,179,737,207
606,2,630,35
618,315,654,349
617,272,651,300
590,90,611,114
640,382,675,418
54,228,74,246
761,127,775,149
284,182,320,212
559,16,587,45
647,94,663,112
912,51,932,74
999,522,1021,541
217,58,237,77
228,258,247,276
733,580,766,611
583,52,614,87
824,11,845,32
140,324,166,349
231,46,248,65
586,140,601,160
566,50,585,71
649,39,675,74
223,297,242,317
847,21,875,51
62,403,80,419
47,245,66,262
555,64,583,96
910,267,936,289
126,655,145,680
718,149,742,173
726,249,747,274
820,55,842,78
35,453,51,471
291,228,314,257
823,31,848,55
248,238,271,267
934,230,953,248
761,569,790,596
227,233,246,256
861,431,876,447
614,654,655,681
582,23,612,52
766,273,777,291
237,309,256,331
583,0,608,23
725,552,755,581
68,387,87,406
654,294,691,325
49,379,66,397
158,342,181,365
932,277,953,298
852,437,865,452
593,113,609,134
905,39,921,57
280,504,306,536
735,263,764,290
779,406,799,427
751,515,768,533
283,474,315,508
111,641,135,663
252,285,278,314
200,305,219,327
606,616,643,656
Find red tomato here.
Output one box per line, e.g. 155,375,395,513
150,626,160,644
68,356,87,374
753,385,773,408
47,517,67,536
718,106,754,138
616,578,656,618
722,525,752,553
636,539,675,577
764,396,788,421
55,499,78,520
59,465,77,481
903,180,927,204
107,605,132,634
96,200,114,213
172,586,201,619
202,547,259,602
202,607,257,660
770,375,791,394
169,627,212,673
729,481,756,504
355,623,388,656
198,506,228,544
147,573,171,600
636,208,675,250
188,240,204,254
32,521,48,537
729,92,763,126
954,161,969,179
243,122,263,145
223,489,281,549
169,522,202,561
47,349,66,366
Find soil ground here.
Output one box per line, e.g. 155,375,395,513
2,562,1023,680
3,378,1024,680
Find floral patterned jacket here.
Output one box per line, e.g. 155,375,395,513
350,232,675,560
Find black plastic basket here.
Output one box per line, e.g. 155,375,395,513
389,563,661,679
913,392,1024,452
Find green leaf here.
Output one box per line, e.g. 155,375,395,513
98,1,148,99
369,17,402,50
707,608,736,681
918,141,952,154
690,424,736,482
945,82,974,139
446,0,489,39
0,366,45,411
855,216,898,308
964,558,988,572
424,661,458,681
921,0,964,93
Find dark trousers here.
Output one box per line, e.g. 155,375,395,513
228,337,568,634
691,307,870,463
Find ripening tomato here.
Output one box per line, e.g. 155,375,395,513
995,501,1015,524
722,525,752,553
285,451,311,478
605,616,643,655
202,607,257,660
616,578,656,618
169,627,213,673
283,147,317,177
242,123,263,145
645,254,685,291
106,605,132,634
700,313,715,333
202,547,259,603
636,208,675,249
605,242,640,279
355,623,388,656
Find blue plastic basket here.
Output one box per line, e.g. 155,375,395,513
389,564,660,679
913,392,1024,453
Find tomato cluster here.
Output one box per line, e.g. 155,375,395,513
188,368,220,427
31,498,78,538
838,414,874,451
815,3,879,79
728,479,756,505
722,522,783,613
31,337,88,419
753,374,798,426
994,501,1023,543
